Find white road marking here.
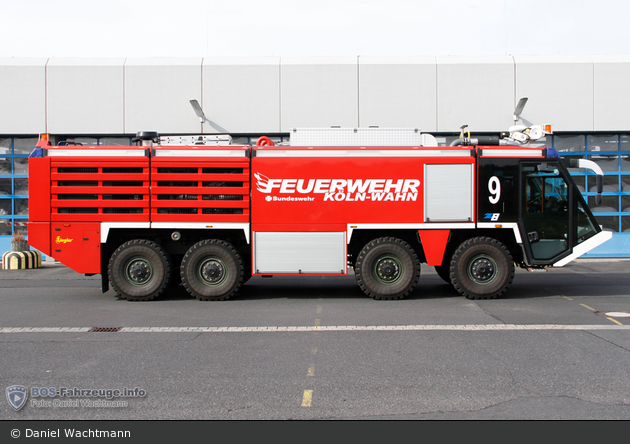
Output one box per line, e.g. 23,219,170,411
0,324,628,334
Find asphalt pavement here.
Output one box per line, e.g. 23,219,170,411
1,258,630,421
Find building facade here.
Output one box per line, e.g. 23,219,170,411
1,55,629,256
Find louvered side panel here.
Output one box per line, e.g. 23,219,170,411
50,157,150,222
150,155,250,223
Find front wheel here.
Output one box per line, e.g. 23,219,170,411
180,239,244,301
449,237,514,300
355,237,420,300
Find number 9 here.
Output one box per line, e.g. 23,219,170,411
488,176,501,204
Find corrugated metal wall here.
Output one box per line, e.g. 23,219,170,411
1,55,629,136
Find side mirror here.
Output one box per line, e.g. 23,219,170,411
596,176,603,205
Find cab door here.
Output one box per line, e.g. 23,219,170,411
520,162,572,264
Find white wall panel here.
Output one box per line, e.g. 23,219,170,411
202,57,280,134
359,56,437,131
281,57,358,131
593,55,630,131
437,56,514,133
515,55,593,132
125,58,202,135
47,58,124,134
4,56,630,136
0,58,47,134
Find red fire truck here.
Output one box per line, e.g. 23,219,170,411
27,105,612,302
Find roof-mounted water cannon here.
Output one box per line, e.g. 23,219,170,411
505,123,553,145
449,98,552,147
503,97,553,145
190,99,207,123
513,97,528,125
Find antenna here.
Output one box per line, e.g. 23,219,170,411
189,99,207,123
513,97,528,124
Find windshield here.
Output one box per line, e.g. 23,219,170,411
575,192,599,244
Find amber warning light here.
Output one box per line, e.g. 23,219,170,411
35,133,52,148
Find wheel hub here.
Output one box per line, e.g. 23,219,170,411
469,256,496,283
200,259,226,285
126,259,153,285
374,256,402,284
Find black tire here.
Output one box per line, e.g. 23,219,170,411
434,264,452,284
108,239,171,301
355,237,420,300
180,239,244,301
449,237,514,300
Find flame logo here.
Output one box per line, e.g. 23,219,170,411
254,172,271,193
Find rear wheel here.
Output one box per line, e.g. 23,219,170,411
355,237,420,300
108,239,171,301
449,237,514,300
180,239,244,301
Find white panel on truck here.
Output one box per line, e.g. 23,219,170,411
254,232,346,274
424,164,473,222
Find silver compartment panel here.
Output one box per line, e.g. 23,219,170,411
425,164,474,222
254,232,346,274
